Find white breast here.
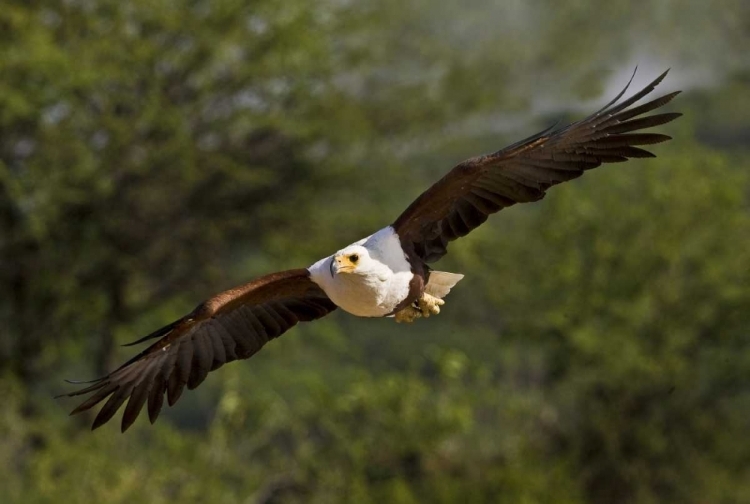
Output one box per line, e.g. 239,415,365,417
308,226,413,317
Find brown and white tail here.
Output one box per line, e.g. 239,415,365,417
425,271,464,299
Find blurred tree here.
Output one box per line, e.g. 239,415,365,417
463,145,750,503
0,0,398,379
1,0,749,503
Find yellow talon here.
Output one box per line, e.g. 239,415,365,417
394,306,422,323
418,293,444,317
394,294,445,322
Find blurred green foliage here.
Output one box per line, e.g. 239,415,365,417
1,1,749,503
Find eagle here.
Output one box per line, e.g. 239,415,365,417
61,70,681,431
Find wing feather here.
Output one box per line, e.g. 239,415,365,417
393,70,681,263
59,269,336,431
121,361,161,431
168,340,193,405
187,334,211,390
93,385,132,430
147,372,168,424
208,328,227,371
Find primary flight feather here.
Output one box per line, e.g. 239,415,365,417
61,69,681,431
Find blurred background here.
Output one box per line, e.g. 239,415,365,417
1,1,749,502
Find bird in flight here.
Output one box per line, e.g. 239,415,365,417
61,70,681,431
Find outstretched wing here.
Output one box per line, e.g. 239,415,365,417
393,70,681,263
60,269,336,432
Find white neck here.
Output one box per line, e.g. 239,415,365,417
307,226,413,317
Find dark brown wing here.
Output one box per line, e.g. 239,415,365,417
59,269,336,432
393,69,681,263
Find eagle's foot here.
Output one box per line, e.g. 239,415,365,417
394,294,444,323
394,305,422,324
417,293,444,318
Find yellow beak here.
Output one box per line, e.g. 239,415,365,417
334,254,356,274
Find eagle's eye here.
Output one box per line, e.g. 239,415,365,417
349,254,359,263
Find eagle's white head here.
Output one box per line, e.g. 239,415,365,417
329,244,374,277
307,227,414,317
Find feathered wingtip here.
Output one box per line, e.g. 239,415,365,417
490,67,681,160
53,376,107,399
599,67,678,116
592,65,640,116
